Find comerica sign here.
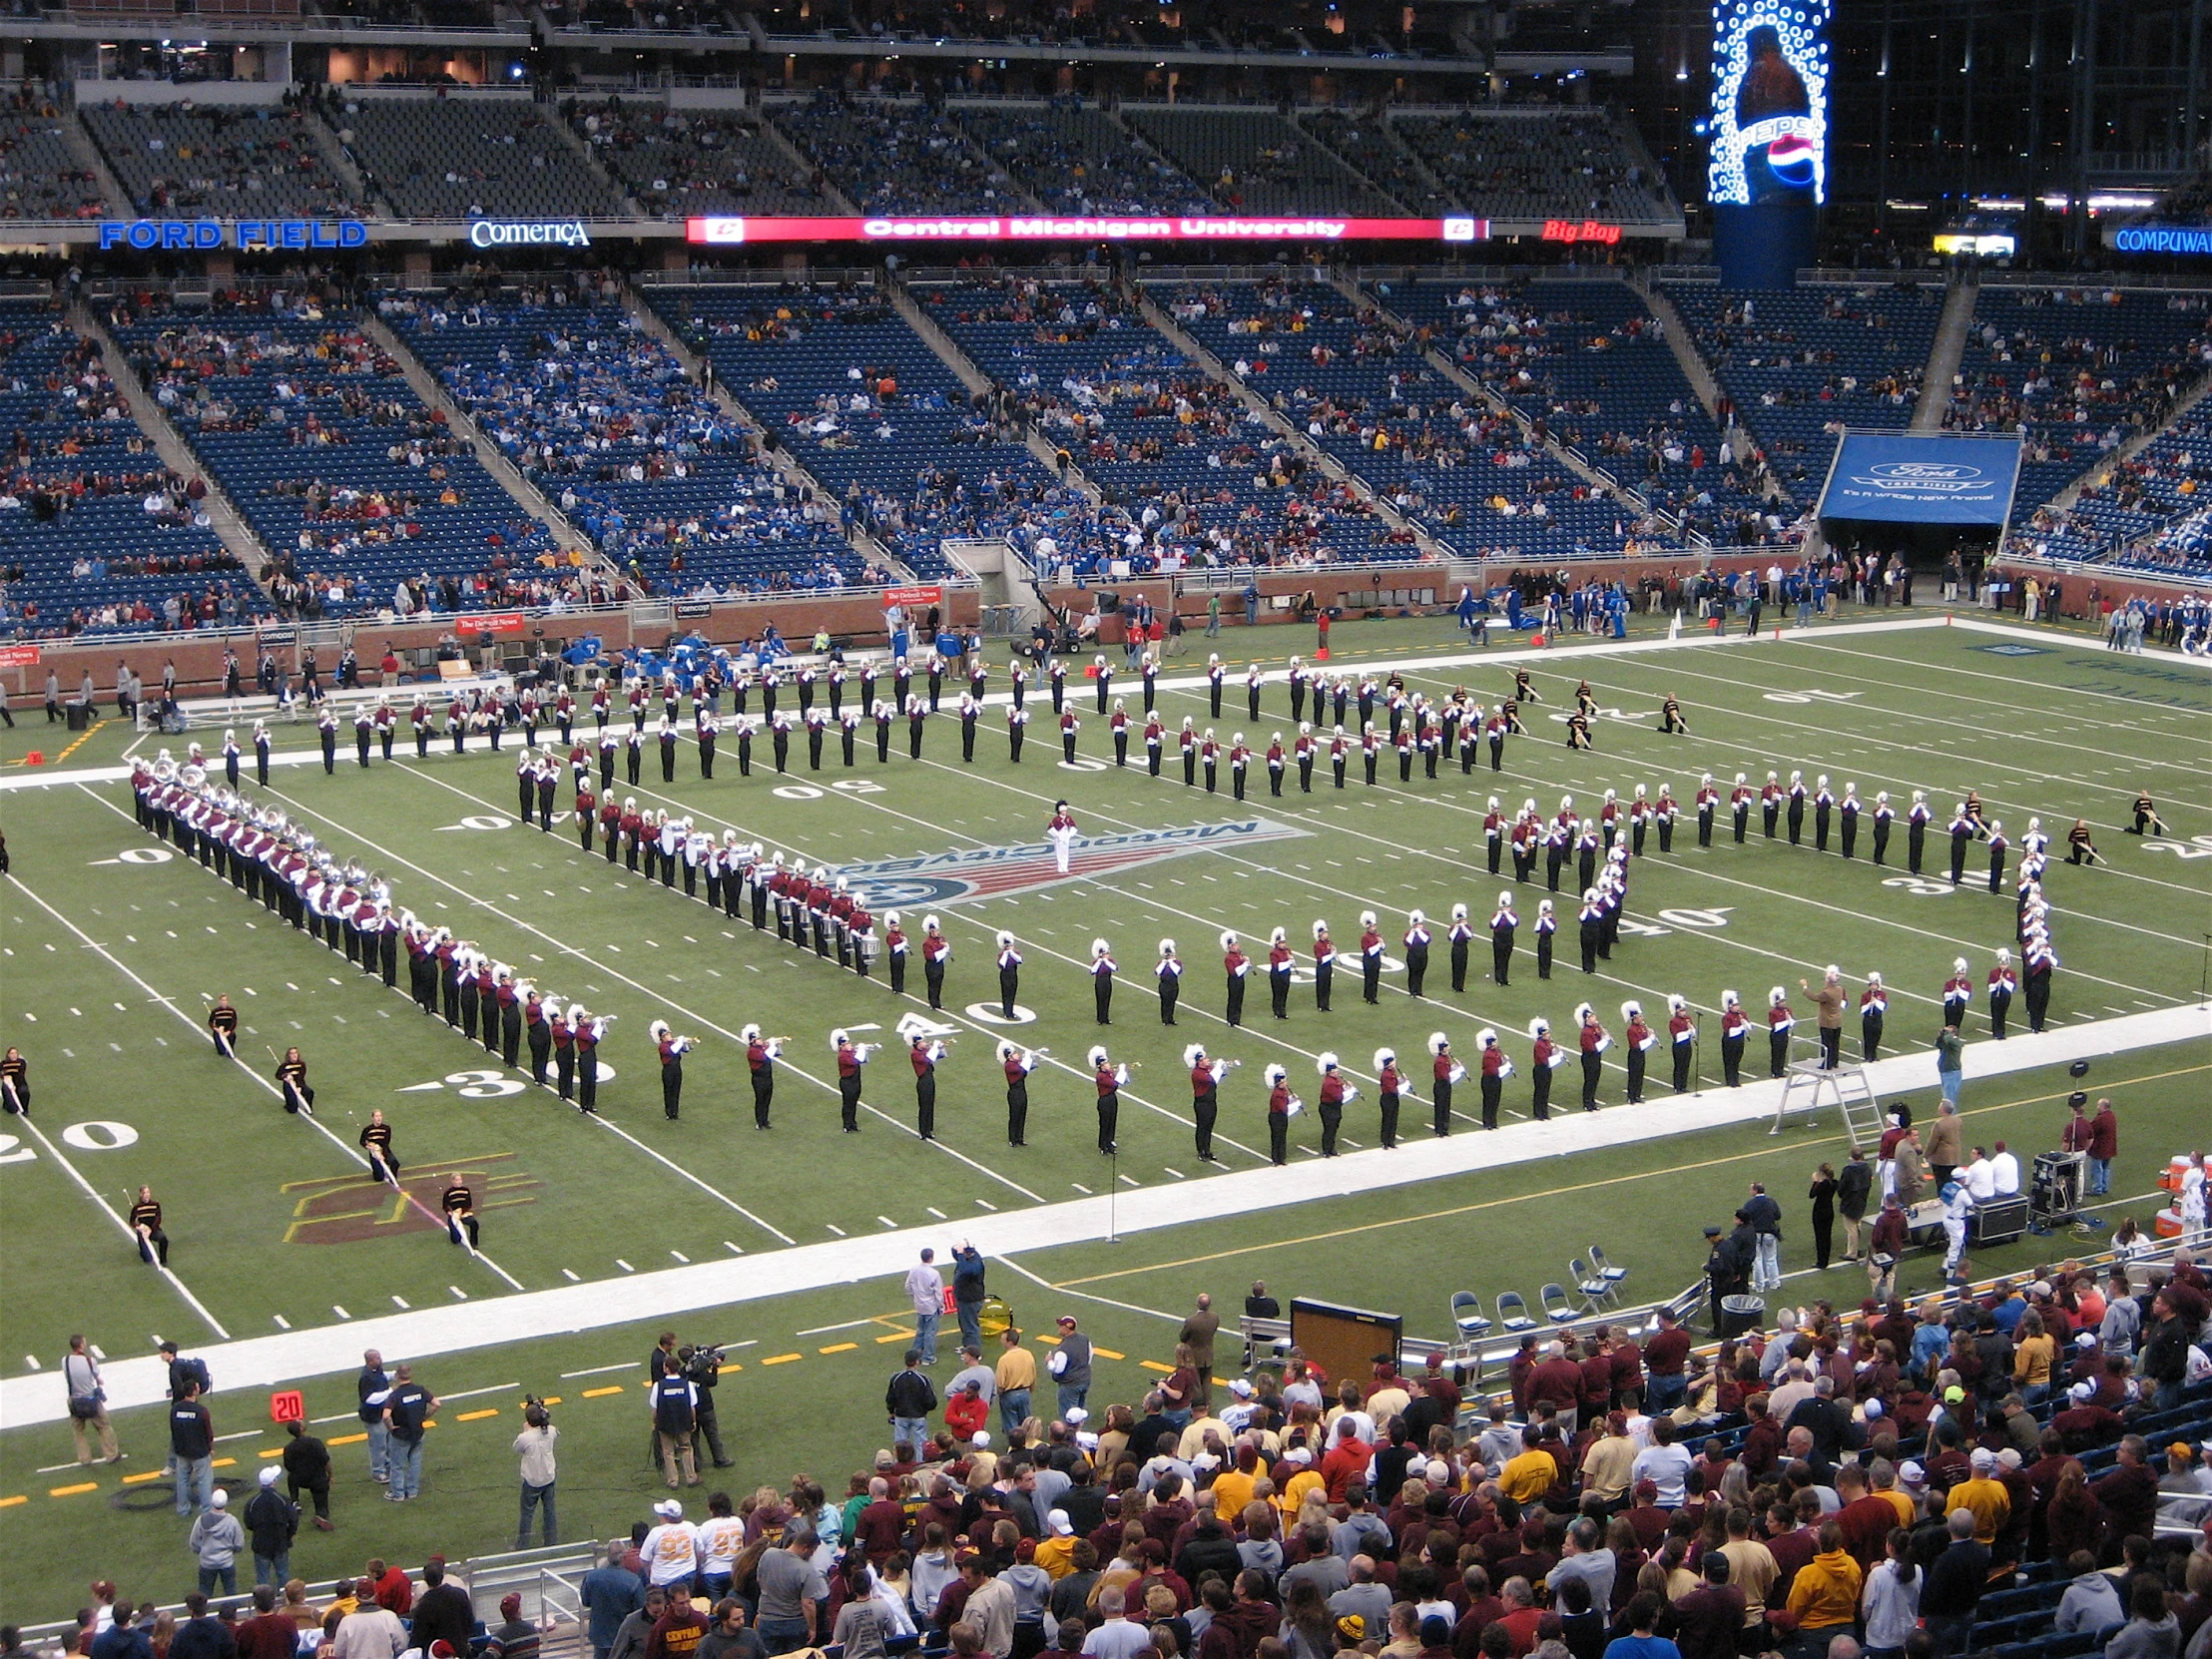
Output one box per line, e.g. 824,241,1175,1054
687,215,1490,245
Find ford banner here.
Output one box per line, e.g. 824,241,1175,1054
1815,432,2024,528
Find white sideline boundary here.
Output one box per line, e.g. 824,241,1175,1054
5,613,2205,797
4,999,2204,1430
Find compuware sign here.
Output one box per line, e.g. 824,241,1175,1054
1816,433,2023,527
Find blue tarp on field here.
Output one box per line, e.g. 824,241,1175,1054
1816,432,2024,527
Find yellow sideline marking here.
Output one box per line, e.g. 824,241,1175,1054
820,1343,859,1355
0,1495,25,1507
582,1385,625,1398
456,1408,499,1421
1054,1063,2212,1288
761,1353,804,1366
48,1483,98,1498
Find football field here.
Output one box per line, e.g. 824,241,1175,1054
0,608,2207,1619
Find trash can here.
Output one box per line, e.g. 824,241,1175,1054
1717,1295,1766,1341
65,700,91,732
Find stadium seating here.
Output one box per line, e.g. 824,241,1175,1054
1120,107,1403,216
770,97,1019,215
1390,108,1674,224
1946,286,2212,515
381,292,875,597
80,101,358,220
0,303,264,641
334,96,628,220
951,101,1214,215
925,277,1403,569
0,94,107,220
1168,277,1648,562
1383,277,1773,546
111,295,572,622
1660,279,1943,490
1301,110,1445,216
641,281,1047,582
569,101,835,217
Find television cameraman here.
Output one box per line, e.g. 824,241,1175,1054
684,1344,734,1470
514,1396,559,1548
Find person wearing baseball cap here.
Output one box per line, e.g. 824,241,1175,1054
1944,1448,2009,1544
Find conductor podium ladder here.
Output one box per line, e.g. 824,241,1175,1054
1770,1060,1884,1142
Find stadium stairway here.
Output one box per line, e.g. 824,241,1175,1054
1134,282,1450,558
71,298,277,582
755,115,860,213
1350,274,1661,530
886,278,1106,497
621,279,915,579
355,309,601,565
2052,356,2212,519
552,109,645,218
1636,276,1801,509
299,103,377,215
1912,274,1980,433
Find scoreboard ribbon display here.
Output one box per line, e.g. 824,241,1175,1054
688,215,1488,246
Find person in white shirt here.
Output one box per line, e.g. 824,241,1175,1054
512,1403,559,1550
1961,1150,1997,1202
697,1491,747,1596
1989,1141,2021,1197
904,1249,945,1367
640,1496,701,1588
1629,1429,1696,1508
331,1587,408,1659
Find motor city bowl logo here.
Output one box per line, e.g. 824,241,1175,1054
835,819,1308,907
1848,461,1991,494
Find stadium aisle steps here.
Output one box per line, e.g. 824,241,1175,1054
1910,276,1980,434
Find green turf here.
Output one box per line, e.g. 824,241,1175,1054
1,610,2207,1620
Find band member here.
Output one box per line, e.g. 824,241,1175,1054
1948,801,1976,883
1358,911,1383,1003
1528,1018,1559,1121
1577,887,1604,976
1005,706,1027,764
995,931,1023,1020
1987,950,2017,1039
1718,991,1747,1087
1314,1051,1353,1156
1445,903,1475,993
1942,957,1972,1030
1908,791,1932,873
1569,1004,1606,1112
1622,1002,1654,1104
1766,988,1795,1077
524,988,553,1084
734,1023,780,1128
1144,712,1165,778
208,996,239,1058
1265,732,1285,798
2066,818,2101,865
1858,973,1893,1066
1157,937,1183,1025
1091,938,1118,1023
1222,930,1251,1028
1086,1045,1126,1155
1048,802,1078,875
999,1041,1036,1146
831,1029,875,1132
1402,911,1431,997
1107,701,1129,768
1667,995,1696,1092
1059,709,1081,766
1188,1043,1230,1161
909,1033,945,1141
1533,898,1556,979
922,916,950,1010
1476,1027,1509,1128
573,1008,608,1113
1231,734,1252,801
359,1109,400,1186
1659,694,1687,734
317,704,338,774
1374,1046,1404,1149
1785,771,1808,846
256,721,274,783
276,1047,314,1115
0,1046,27,1116
1263,1063,1293,1166
1565,709,1593,751
131,1185,168,1265
1264,928,1294,1019
1839,784,1861,859
443,1175,479,1249
1759,772,1782,839
2022,929,2055,1032
650,1020,696,1120
1207,654,1226,719
2128,792,2170,836
1298,919,1331,1012
1985,820,2008,893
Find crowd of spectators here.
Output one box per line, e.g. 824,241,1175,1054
570,100,838,216
1391,110,1673,225
773,97,1021,215
80,101,361,220
0,88,108,220
953,101,1216,216
21,1248,2212,1659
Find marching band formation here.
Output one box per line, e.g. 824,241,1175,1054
82,635,2138,1275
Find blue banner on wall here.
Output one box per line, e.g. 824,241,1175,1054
1815,432,2024,527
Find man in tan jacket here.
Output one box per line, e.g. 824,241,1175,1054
1800,966,1848,1070
1927,1101,1965,1187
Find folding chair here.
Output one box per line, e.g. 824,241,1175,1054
1449,1291,1491,1345
1571,1257,1615,1311
1539,1283,1577,1324
1496,1291,1538,1334
1589,1243,1629,1292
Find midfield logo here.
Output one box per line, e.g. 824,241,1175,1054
834,820,1309,907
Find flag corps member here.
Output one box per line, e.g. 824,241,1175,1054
208,995,240,1058
276,1046,314,1116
